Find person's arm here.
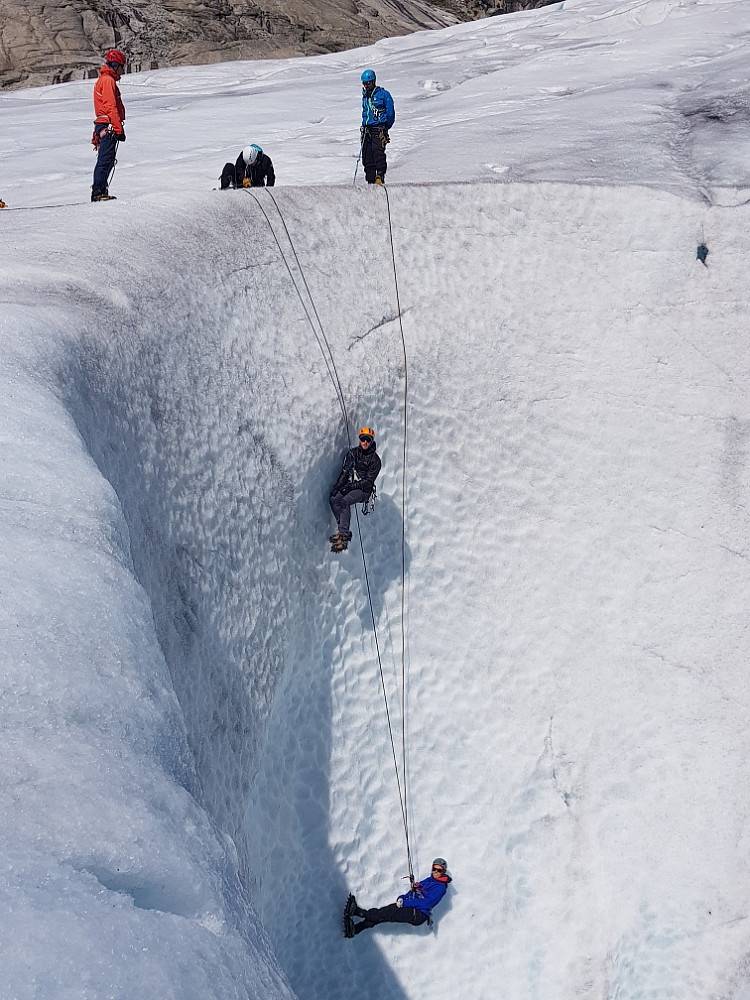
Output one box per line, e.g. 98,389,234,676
234,153,245,187
357,452,381,491
403,879,445,909
331,450,354,493
383,90,395,129
265,156,275,187
102,76,124,133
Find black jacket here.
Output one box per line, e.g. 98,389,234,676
234,151,275,187
332,443,381,497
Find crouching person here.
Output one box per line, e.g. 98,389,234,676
220,144,275,189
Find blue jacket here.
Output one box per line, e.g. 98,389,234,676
397,874,450,915
362,86,395,129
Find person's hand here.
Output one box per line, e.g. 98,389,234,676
114,131,125,141
412,882,422,891
396,898,403,908
242,177,251,187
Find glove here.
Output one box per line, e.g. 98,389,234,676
396,898,403,908
360,125,365,139
412,882,422,891
242,177,252,188
116,133,125,141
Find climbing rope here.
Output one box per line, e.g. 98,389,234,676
383,185,412,879
247,189,415,881
246,192,349,423
0,202,89,212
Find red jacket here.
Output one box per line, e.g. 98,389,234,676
93,66,125,133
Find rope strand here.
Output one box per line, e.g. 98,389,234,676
247,189,413,879
384,186,412,880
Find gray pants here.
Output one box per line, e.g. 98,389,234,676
329,488,367,534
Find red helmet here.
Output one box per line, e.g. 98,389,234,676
105,49,126,68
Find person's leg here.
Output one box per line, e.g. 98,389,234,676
332,489,367,536
329,492,346,535
353,904,427,934
372,129,388,181
219,163,235,189
92,130,117,197
362,131,376,184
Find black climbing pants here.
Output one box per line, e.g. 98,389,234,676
329,488,368,534
362,127,388,183
354,904,428,934
219,162,238,189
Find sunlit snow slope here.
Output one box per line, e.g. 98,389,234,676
3,182,750,1000
3,1,750,999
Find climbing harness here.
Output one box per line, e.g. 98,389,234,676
246,188,414,882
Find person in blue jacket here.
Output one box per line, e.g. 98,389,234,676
360,69,395,185
344,858,451,937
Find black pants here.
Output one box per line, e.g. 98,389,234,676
220,162,238,189
362,127,388,183
354,903,428,934
329,488,367,534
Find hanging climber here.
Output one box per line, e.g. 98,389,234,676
360,69,395,185
219,144,275,189
343,858,452,938
329,426,381,553
91,49,127,202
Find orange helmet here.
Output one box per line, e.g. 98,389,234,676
358,426,375,441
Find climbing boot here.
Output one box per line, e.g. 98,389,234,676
329,531,352,543
343,893,357,938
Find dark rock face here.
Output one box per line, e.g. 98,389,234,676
0,0,560,90
0,0,456,89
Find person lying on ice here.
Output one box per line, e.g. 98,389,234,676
344,858,451,937
329,426,381,553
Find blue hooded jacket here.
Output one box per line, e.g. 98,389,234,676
362,85,395,129
397,873,450,915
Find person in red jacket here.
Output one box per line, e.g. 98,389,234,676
91,49,127,202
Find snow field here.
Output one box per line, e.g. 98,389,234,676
2,0,750,994
7,182,742,1000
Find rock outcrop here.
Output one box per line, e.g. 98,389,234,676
0,0,458,90
0,0,560,91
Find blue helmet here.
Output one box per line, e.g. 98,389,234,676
361,69,376,84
